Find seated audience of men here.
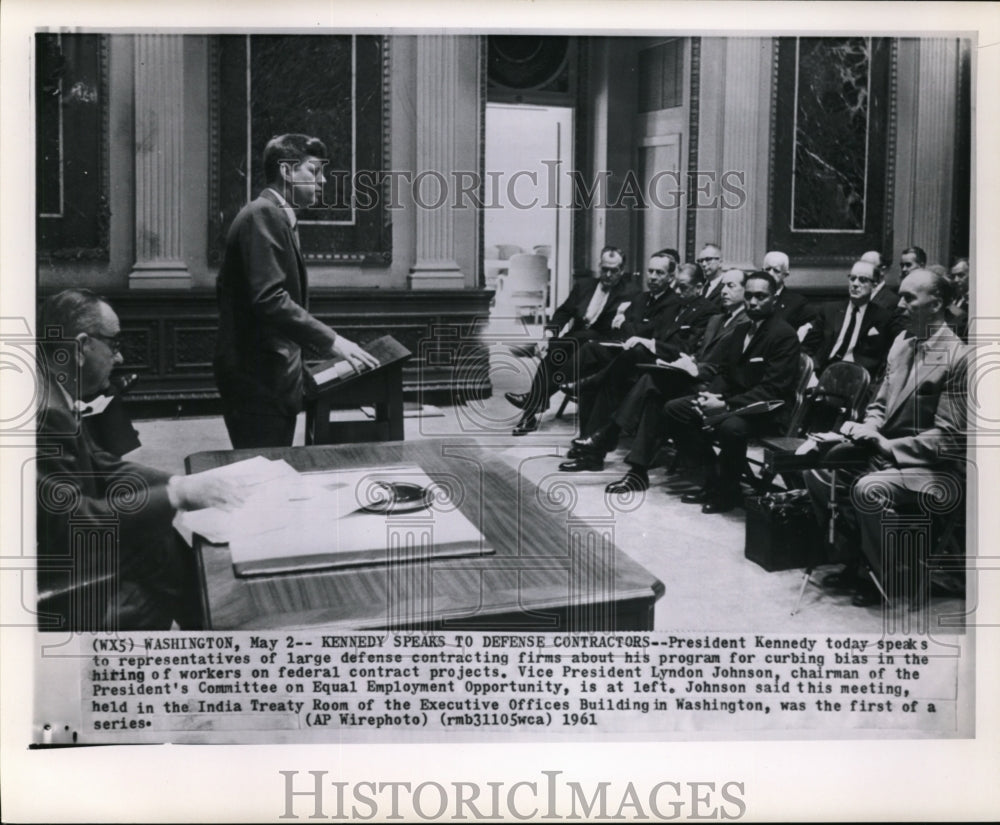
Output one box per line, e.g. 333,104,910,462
558,261,720,466
803,268,968,606
561,268,748,473
36,289,245,630
505,245,636,435
558,249,681,412
578,271,801,513
803,260,900,379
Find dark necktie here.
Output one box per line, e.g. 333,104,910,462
831,305,858,361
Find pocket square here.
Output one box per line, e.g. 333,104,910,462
749,357,764,363
867,327,880,337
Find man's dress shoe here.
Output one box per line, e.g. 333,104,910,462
512,413,539,436
559,374,600,396
701,496,739,514
680,489,711,504
570,434,607,453
558,456,605,472
605,470,649,494
505,391,532,411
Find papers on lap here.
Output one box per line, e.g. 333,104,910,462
180,461,490,577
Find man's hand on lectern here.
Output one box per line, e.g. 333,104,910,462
332,335,380,371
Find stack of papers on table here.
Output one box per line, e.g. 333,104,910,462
180,460,491,577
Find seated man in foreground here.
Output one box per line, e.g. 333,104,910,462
36,289,245,631
804,268,968,606
505,245,636,435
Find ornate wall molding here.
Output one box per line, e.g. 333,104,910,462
38,289,494,412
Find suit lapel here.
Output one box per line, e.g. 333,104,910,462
884,328,960,421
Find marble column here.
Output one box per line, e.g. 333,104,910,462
129,34,191,289
408,35,466,289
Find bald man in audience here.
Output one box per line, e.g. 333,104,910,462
804,268,968,606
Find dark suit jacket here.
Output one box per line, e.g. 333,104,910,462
772,287,817,333
214,190,338,416
704,313,802,412
804,299,899,376
652,296,720,359
547,277,637,337
36,372,179,629
696,307,748,362
870,283,900,311
702,277,725,309
618,290,680,339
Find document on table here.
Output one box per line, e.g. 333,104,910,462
179,461,392,544
225,466,492,576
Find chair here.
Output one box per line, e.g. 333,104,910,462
494,244,525,260
494,253,550,325
755,360,872,490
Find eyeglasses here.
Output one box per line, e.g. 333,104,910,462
647,268,667,275
89,332,122,354
764,266,785,274
696,256,720,264
847,275,874,284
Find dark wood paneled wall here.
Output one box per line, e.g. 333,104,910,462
41,288,495,416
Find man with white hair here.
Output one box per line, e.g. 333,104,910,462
761,251,818,341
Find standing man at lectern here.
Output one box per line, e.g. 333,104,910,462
215,133,377,449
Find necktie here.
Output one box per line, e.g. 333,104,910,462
831,305,858,361
743,321,761,352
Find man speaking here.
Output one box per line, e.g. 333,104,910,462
214,133,377,448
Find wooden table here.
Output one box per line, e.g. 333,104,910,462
186,441,663,631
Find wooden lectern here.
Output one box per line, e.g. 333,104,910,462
304,335,412,445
